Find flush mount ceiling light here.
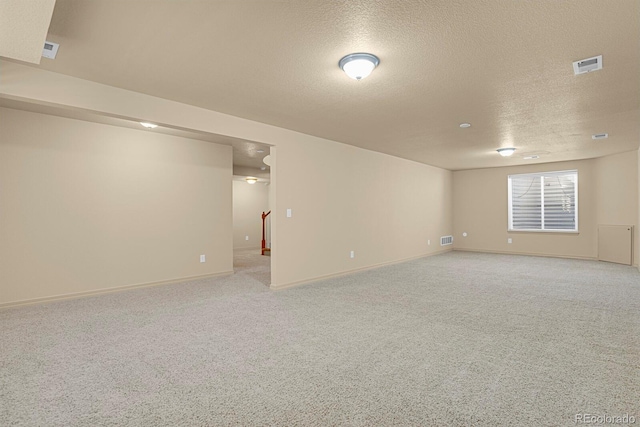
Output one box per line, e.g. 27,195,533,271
140,122,158,129
459,123,471,128
246,177,258,184
339,53,380,80
497,148,516,157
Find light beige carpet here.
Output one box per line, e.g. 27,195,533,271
233,248,271,286
1,251,638,426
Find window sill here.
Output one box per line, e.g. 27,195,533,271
508,229,579,235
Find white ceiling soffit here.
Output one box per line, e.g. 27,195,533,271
0,0,56,64
0,97,270,170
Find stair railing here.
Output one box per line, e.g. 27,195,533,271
261,211,271,255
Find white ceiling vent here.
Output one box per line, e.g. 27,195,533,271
573,55,602,75
592,133,608,140
42,41,59,59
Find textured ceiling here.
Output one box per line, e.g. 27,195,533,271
0,0,56,64
26,0,640,170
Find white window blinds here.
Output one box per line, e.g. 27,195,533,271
508,170,578,231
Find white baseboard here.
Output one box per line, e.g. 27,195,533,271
270,249,452,291
452,247,597,261
0,270,234,310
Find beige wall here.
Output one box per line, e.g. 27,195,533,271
0,62,454,292
3,61,633,301
594,152,639,265
271,138,453,287
0,107,233,305
453,153,638,263
232,180,269,250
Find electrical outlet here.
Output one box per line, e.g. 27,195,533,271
200,254,206,263
286,208,292,218
428,239,431,245
507,238,512,244
245,235,249,241
350,250,355,259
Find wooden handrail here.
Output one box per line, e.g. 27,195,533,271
261,211,271,255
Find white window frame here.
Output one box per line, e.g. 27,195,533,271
508,170,578,233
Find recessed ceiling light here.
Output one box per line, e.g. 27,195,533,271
256,149,265,153
140,122,158,129
339,53,380,80
523,155,539,160
497,148,516,157
260,166,266,171
459,123,471,128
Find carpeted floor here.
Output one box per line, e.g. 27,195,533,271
233,248,271,286
1,251,639,426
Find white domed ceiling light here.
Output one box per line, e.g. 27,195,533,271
246,177,258,184
263,155,271,166
339,53,380,80
497,148,516,157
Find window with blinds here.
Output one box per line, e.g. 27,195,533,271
508,170,578,231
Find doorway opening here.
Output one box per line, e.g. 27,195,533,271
232,140,272,286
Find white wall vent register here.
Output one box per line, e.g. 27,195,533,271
573,55,602,75
42,41,59,59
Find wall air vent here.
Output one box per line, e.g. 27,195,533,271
42,41,59,59
592,133,608,140
440,235,453,246
573,55,602,75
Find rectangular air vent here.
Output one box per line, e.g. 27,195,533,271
592,133,608,140
573,55,602,75
42,41,59,59
440,235,453,246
